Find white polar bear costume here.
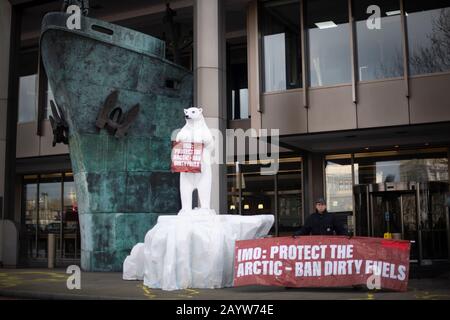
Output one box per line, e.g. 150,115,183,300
175,107,215,214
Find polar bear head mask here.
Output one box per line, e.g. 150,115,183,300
184,107,204,121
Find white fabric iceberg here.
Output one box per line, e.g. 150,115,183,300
123,213,274,291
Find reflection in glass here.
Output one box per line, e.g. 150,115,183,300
231,89,249,120
356,157,448,184
307,0,351,86
406,1,450,75
328,150,448,213
260,0,301,92
239,89,249,119
227,163,275,237
22,173,81,262
325,159,354,212
264,33,287,91
24,183,38,257
401,194,419,259
64,180,79,259
231,90,235,120
226,157,303,234
354,0,404,81
228,44,248,120
18,74,37,123
277,161,303,231
423,185,449,259
39,180,62,258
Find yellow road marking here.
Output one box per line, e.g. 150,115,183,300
0,271,68,289
414,291,450,300
138,284,201,299
139,284,157,299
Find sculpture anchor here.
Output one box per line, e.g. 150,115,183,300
49,100,69,146
95,90,140,138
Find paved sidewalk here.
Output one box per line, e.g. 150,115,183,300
0,268,449,300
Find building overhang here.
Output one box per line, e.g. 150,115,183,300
280,122,450,154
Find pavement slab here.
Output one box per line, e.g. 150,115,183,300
0,268,449,300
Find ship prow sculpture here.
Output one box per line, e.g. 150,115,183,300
40,12,193,271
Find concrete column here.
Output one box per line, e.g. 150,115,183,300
306,152,325,215
0,0,12,264
193,0,227,213
246,0,261,131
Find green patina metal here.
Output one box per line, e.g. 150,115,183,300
40,12,193,271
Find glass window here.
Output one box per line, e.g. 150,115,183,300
260,0,302,92
39,175,62,258
227,157,303,235
228,44,249,120
277,158,303,232
325,156,354,212
22,172,80,263
355,155,449,183
18,74,37,123
231,89,249,120
354,0,404,81
24,183,38,258
326,148,449,213
239,89,249,119
423,185,449,259
406,0,450,75
227,161,275,219
63,179,80,259
307,0,351,87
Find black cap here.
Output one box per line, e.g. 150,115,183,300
315,197,326,205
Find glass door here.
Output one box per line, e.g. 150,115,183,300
421,182,449,260
63,174,79,260
38,174,63,259
22,172,80,265
23,177,38,258
354,184,369,236
400,193,420,261
370,191,419,261
227,157,304,236
371,192,404,238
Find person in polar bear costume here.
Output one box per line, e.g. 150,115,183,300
175,107,215,214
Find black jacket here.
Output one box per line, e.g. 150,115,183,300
294,211,347,236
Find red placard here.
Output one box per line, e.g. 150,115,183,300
171,141,203,173
234,236,411,292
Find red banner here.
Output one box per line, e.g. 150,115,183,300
234,236,410,292
171,142,203,173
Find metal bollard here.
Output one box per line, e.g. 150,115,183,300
48,233,55,269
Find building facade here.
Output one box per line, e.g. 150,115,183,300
0,0,449,268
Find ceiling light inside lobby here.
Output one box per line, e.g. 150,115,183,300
386,10,400,16
315,21,337,29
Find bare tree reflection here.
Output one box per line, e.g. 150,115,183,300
376,48,404,79
410,8,450,74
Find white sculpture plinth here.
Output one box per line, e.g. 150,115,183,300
123,212,274,291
